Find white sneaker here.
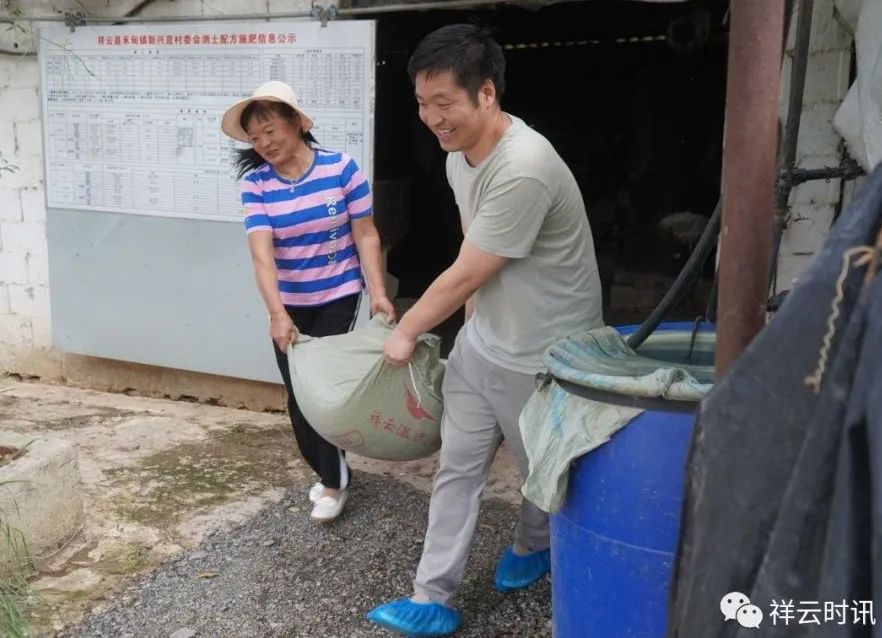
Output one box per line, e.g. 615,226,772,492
308,482,324,503
310,490,348,523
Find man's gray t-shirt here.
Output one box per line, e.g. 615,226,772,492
447,115,603,374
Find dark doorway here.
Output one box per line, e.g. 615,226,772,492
365,0,728,352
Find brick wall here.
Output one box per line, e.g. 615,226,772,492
776,0,855,290
0,55,49,352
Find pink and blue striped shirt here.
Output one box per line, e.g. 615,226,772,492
241,150,372,307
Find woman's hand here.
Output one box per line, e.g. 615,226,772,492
370,293,397,322
350,217,396,322
270,310,298,352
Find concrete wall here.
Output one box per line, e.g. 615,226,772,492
775,0,855,291
0,0,320,410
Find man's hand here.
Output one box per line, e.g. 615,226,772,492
384,326,417,367
270,310,298,352
370,293,397,322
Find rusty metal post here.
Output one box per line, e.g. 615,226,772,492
715,0,786,378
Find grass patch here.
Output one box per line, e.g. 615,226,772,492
97,542,152,576
0,475,37,638
23,588,91,636
107,424,293,529
0,578,31,638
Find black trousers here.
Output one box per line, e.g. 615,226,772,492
273,293,360,490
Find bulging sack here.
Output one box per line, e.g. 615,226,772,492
287,313,445,461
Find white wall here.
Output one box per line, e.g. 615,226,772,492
0,54,49,353
0,0,318,374
775,0,855,290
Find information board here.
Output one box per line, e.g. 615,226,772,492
39,21,375,222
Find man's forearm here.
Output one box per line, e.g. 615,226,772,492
397,268,476,338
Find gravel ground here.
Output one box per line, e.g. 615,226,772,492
60,472,551,638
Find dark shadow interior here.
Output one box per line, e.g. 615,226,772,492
360,0,729,353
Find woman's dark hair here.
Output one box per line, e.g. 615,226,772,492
407,24,506,105
234,100,318,178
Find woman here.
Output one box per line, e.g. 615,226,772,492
221,81,394,523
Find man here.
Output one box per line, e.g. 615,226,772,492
368,24,603,636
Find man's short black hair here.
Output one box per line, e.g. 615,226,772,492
407,24,506,104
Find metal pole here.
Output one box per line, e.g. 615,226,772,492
769,0,814,294
782,0,796,55
715,0,785,378
779,0,814,185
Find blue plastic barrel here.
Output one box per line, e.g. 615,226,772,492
550,322,714,638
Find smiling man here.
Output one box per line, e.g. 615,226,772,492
368,25,603,636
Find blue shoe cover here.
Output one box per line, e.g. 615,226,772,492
494,545,551,592
366,597,461,637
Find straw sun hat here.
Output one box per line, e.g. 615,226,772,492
221,80,314,142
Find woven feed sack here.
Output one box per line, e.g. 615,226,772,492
287,313,444,461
